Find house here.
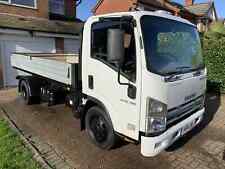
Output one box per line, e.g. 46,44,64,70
0,0,83,87
184,0,218,32
92,0,218,32
92,0,194,19
93,0,179,15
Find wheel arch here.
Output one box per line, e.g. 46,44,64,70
81,96,114,130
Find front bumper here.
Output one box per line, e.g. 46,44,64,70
141,108,205,157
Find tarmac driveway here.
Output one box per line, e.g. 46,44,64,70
0,88,225,169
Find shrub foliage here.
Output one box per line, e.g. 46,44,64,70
203,22,225,92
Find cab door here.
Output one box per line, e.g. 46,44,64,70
82,17,142,140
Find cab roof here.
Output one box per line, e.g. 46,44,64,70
89,11,195,27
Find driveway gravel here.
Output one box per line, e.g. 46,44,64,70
0,88,225,169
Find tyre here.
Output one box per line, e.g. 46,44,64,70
85,106,116,150
20,80,33,105
72,105,81,119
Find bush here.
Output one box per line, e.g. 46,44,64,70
203,30,225,92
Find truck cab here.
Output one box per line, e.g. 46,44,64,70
81,11,206,156
12,11,206,157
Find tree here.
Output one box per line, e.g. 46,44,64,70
209,21,225,35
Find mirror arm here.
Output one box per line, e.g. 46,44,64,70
118,67,129,86
118,66,136,99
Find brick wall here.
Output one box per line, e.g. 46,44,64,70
94,0,136,15
185,0,194,6
65,0,76,17
0,0,49,18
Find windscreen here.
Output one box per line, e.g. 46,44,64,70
141,16,204,75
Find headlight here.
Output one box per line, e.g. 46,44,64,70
145,98,167,135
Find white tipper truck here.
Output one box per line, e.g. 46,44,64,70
11,11,206,157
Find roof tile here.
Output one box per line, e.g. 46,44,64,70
185,3,211,16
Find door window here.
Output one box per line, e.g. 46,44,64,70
91,19,136,82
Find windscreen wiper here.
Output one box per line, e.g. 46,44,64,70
164,66,192,82
164,71,182,82
176,66,192,72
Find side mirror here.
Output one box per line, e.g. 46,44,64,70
128,84,136,99
107,29,125,66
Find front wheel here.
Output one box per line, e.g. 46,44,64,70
85,106,116,150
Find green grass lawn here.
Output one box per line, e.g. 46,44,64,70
0,120,41,169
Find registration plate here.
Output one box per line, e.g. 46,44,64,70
181,122,194,135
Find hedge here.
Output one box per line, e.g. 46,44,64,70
209,22,225,35
203,32,225,92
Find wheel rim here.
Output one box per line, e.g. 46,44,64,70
90,115,108,143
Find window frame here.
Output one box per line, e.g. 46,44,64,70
91,19,137,83
0,0,37,9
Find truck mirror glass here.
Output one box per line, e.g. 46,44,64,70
107,29,125,66
128,84,136,99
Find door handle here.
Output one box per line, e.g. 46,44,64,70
88,75,94,89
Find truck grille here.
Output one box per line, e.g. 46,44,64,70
167,95,204,128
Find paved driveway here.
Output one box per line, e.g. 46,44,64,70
0,88,225,169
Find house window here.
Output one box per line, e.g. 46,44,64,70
0,0,8,3
0,0,36,8
49,0,65,15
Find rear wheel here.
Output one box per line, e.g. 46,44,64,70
85,106,116,150
20,80,33,105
